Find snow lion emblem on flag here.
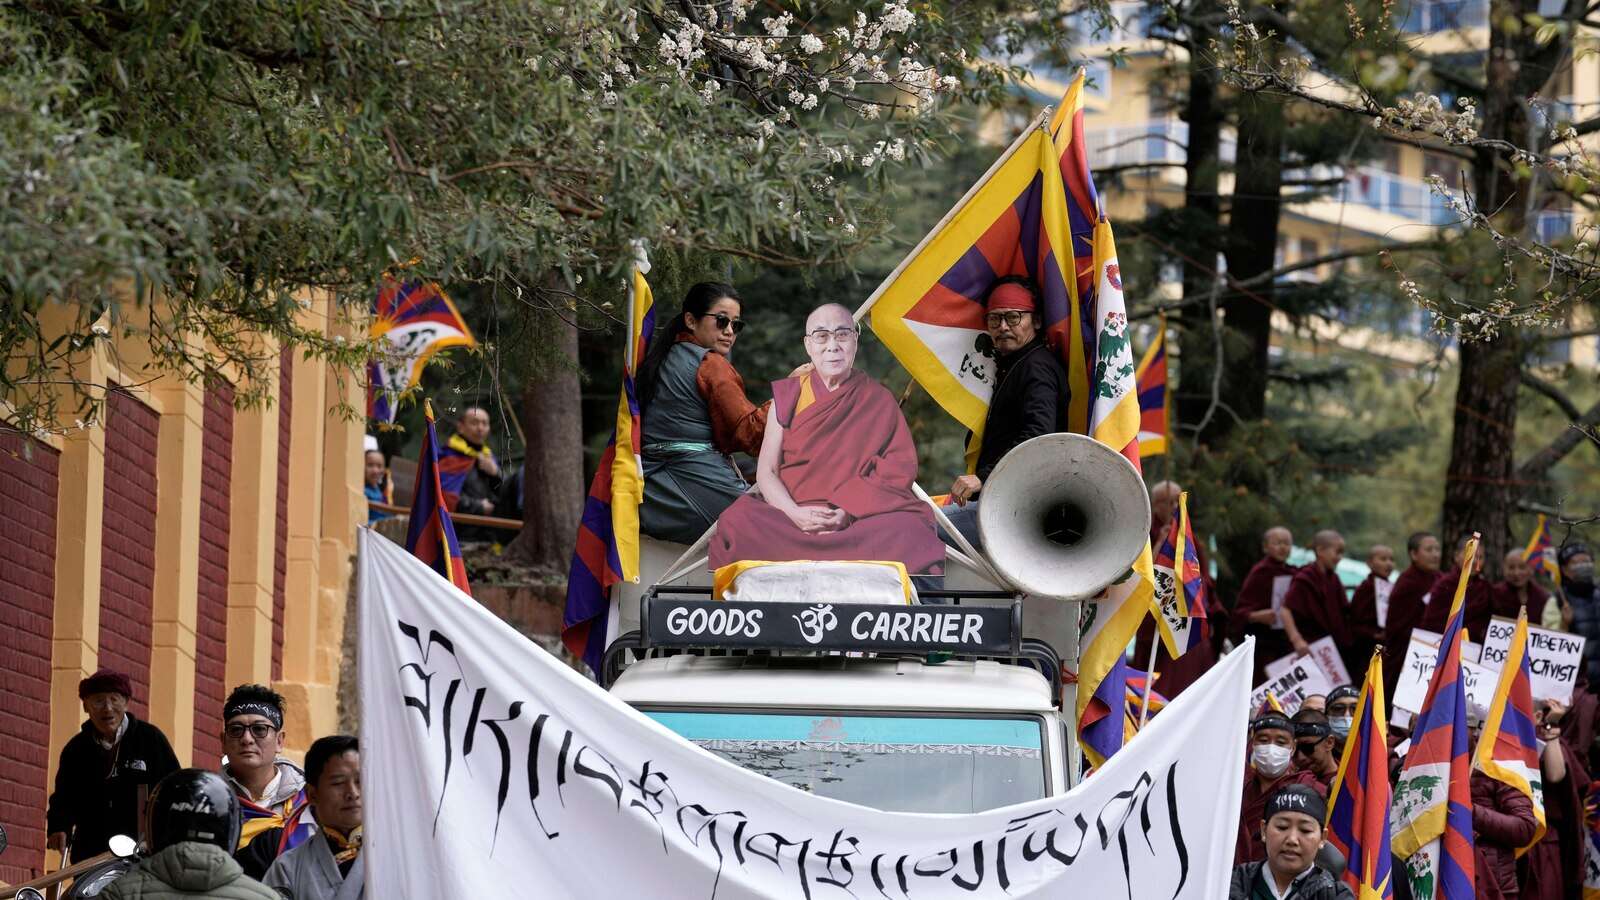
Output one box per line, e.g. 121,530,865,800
1094,311,1134,401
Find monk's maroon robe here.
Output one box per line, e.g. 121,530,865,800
1421,567,1494,641
1492,579,1551,621
1283,563,1356,674
1382,565,1438,697
1230,556,1299,683
1347,574,1385,675
710,370,944,575
1518,736,1589,900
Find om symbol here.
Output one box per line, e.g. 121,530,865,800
792,604,838,645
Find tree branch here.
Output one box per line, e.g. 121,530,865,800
1519,370,1583,420
1515,399,1600,483
1229,239,1444,289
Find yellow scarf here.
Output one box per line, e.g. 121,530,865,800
323,824,363,864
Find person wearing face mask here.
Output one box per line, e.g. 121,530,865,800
1236,713,1325,866
1383,531,1442,699
1559,543,1600,685
1229,786,1353,900
1325,685,1360,757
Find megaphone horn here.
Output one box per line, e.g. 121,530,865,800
977,433,1151,601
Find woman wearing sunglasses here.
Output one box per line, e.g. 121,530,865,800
637,282,784,544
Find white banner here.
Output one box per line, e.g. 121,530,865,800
1480,615,1584,703
1262,637,1349,689
1251,658,1333,716
358,531,1252,899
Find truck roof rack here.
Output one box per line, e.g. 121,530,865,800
600,585,1064,707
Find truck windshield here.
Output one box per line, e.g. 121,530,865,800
643,710,1046,814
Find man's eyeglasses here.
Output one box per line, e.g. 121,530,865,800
984,311,1031,329
225,722,279,741
1292,741,1321,758
806,327,858,346
710,313,746,334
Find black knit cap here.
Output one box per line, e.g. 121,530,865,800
1559,543,1592,566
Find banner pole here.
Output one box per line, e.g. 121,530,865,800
851,107,1054,324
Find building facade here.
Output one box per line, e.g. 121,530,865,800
0,294,364,884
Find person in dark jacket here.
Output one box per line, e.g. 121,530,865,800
102,768,278,900
1466,702,1540,899
1236,713,1326,866
1229,785,1353,900
1559,543,1600,686
46,668,180,862
941,276,1067,551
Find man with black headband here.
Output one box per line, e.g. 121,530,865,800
1289,708,1339,792
1560,542,1600,685
1235,712,1324,866
221,684,315,879
1229,785,1353,900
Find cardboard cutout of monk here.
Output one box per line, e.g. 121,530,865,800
710,304,945,575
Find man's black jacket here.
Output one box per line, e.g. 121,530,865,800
46,712,180,859
974,338,1069,483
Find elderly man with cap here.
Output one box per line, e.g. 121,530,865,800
940,276,1068,551
1236,712,1325,866
46,668,180,861
1229,785,1353,900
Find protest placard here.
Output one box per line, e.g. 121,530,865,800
1374,577,1393,629
1392,634,1497,717
1479,615,1585,703
1269,575,1292,630
1251,659,1334,716
1412,628,1482,665
1262,636,1351,688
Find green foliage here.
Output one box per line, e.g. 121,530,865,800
2,0,1076,437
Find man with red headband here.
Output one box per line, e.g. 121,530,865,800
941,276,1068,550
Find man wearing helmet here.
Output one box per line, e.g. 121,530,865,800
100,769,278,899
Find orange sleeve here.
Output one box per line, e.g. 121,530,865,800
696,352,768,456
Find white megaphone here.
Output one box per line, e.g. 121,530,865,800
977,432,1151,601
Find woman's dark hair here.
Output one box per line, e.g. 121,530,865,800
305,734,359,785
635,282,742,409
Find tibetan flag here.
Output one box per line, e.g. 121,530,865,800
437,432,495,512
562,250,655,677
403,400,471,596
1474,609,1547,855
367,278,476,422
1124,666,1168,735
1134,317,1169,457
1391,533,1478,900
1152,491,1209,657
866,116,1079,472
1327,651,1394,900
238,787,314,855
1522,514,1561,587
1584,782,1600,899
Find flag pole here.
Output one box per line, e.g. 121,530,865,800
1138,629,1161,728
851,106,1055,324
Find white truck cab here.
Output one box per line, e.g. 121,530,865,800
603,582,1077,814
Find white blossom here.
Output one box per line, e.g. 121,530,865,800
762,13,792,37
881,2,915,33
817,78,830,93
601,90,618,106
860,102,880,119
885,138,906,161
801,93,818,110
844,222,858,236
800,34,824,54
788,89,806,105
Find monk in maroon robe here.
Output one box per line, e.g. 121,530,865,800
1421,534,1494,641
1347,544,1394,673
1129,481,1225,697
1230,527,1299,683
1281,530,1356,674
710,304,944,575
1383,531,1442,698
1493,549,1552,622
1519,698,1590,900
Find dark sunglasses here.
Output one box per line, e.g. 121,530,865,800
1293,741,1321,757
709,313,746,334
225,722,279,741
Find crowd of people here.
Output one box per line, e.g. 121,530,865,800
45,673,364,898
1202,517,1597,899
